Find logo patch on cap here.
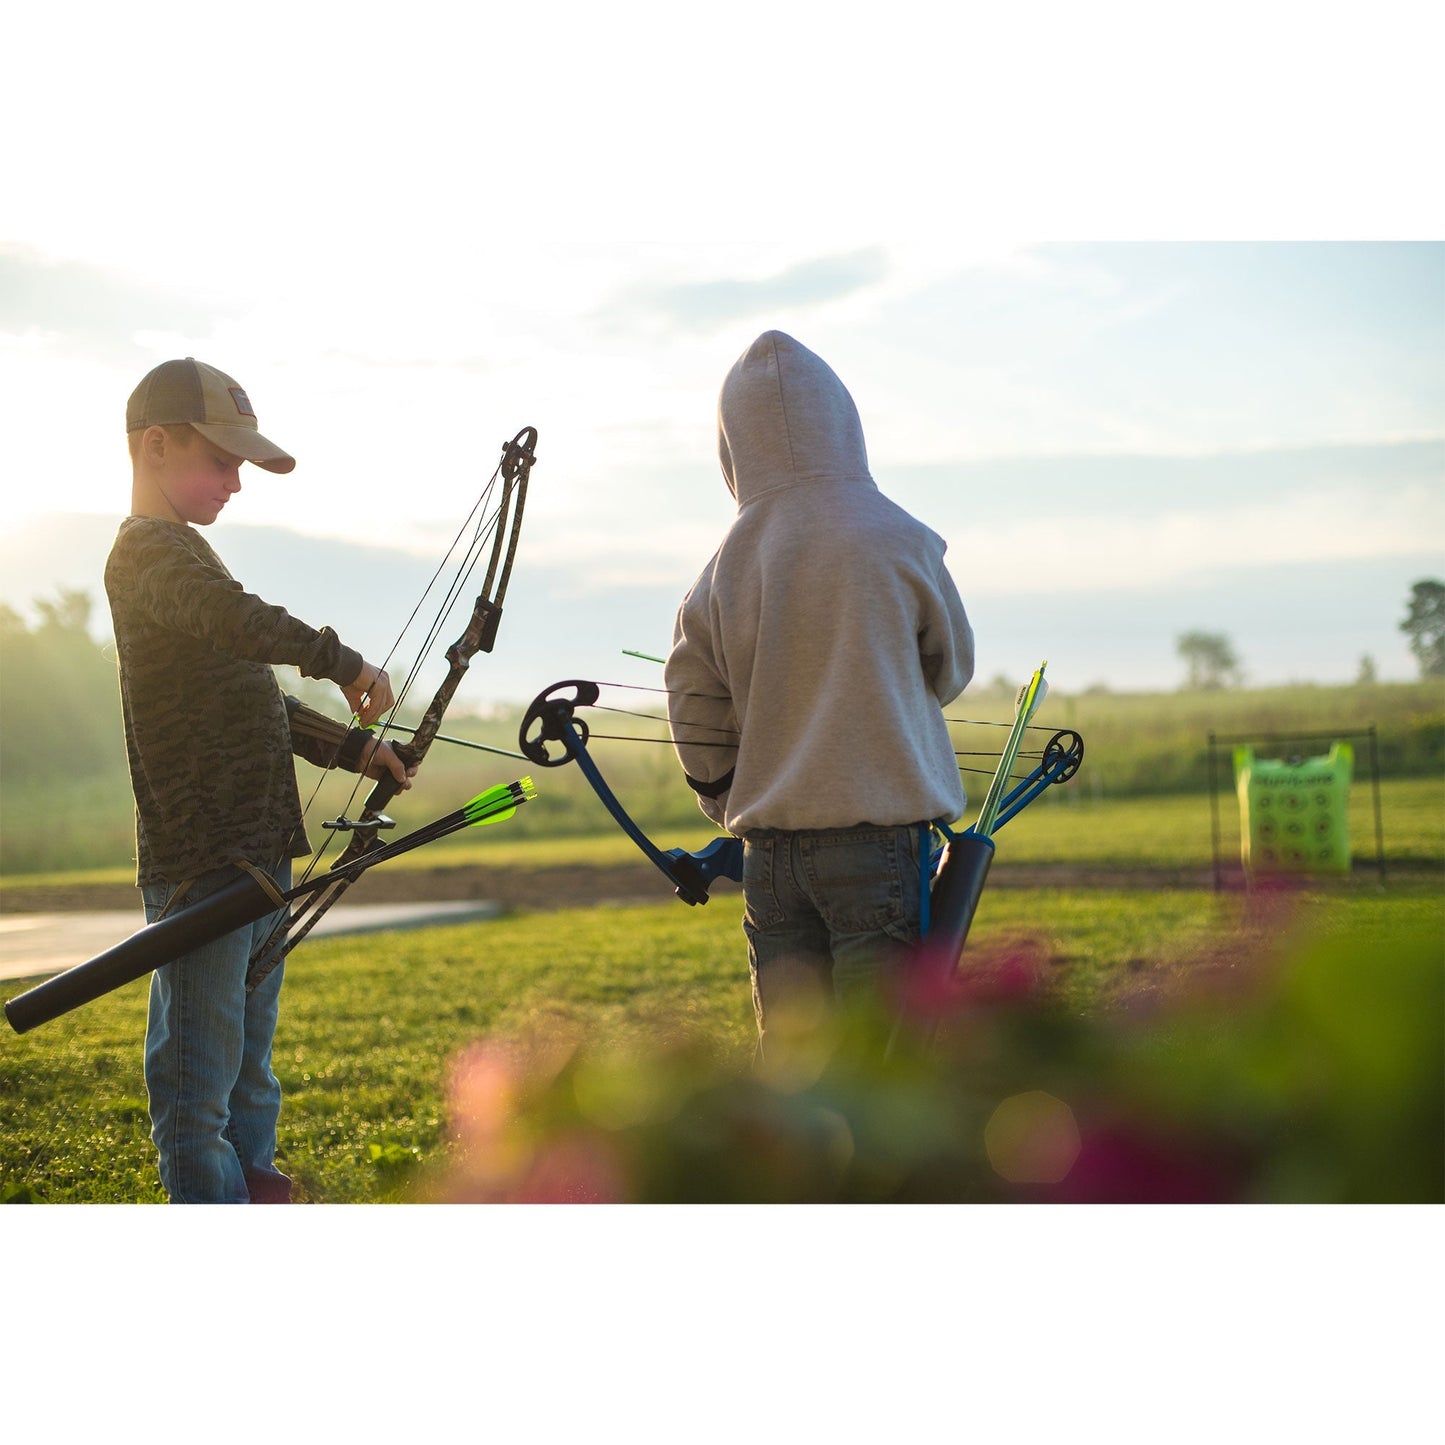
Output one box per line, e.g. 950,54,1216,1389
228,387,256,418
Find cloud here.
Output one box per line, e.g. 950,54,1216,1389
0,246,228,359
594,248,891,335
953,482,1445,596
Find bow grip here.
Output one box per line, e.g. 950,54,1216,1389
664,836,744,906
355,735,420,818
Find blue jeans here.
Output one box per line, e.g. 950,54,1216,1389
142,860,291,1204
741,825,924,1041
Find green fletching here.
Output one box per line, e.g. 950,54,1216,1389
461,777,536,827
463,784,515,825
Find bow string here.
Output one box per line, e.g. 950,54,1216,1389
245,425,538,990
519,673,1076,780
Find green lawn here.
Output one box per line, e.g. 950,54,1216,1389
4,879,1440,1203
4,762,1440,1205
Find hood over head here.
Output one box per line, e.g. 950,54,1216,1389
717,331,871,505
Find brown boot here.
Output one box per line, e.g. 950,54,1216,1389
244,1167,293,1203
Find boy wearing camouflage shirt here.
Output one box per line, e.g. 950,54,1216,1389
107,357,412,1203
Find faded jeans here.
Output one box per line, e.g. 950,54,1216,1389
142,860,292,1204
741,824,924,1042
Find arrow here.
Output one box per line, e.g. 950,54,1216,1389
971,661,1049,838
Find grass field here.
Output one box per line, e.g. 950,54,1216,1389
2,679,1440,1204
4,872,1440,1204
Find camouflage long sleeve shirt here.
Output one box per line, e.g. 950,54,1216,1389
105,516,367,887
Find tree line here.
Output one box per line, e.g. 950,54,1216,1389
4,580,1442,788
0,588,127,782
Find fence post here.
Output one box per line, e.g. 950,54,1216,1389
1368,724,1386,886
1208,731,1222,893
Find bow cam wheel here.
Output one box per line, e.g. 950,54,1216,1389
519,679,600,767
1042,729,1084,783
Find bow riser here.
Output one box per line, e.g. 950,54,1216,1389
357,593,497,825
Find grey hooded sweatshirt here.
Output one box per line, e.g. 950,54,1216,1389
666,330,974,835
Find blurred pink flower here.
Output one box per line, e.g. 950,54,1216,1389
1042,1121,1245,1203
447,1039,522,1145
895,936,1049,1027
509,1132,628,1204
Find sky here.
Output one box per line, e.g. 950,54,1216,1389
2,2,1442,702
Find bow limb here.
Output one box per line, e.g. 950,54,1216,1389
369,423,535,792
244,426,538,990
518,678,742,906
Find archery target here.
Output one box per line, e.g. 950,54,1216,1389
1233,742,1353,876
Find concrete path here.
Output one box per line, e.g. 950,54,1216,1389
0,901,501,983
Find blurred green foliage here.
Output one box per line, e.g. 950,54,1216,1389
425,902,1444,1204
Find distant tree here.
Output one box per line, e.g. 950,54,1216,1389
1176,630,1242,690
0,589,123,780
33,587,93,635
1355,654,1378,685
1400,579,1445,678
0,601,26,642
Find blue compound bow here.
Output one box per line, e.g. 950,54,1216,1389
518,662,1084,938
519,678,743,905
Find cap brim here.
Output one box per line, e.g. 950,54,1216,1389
192,422,296,474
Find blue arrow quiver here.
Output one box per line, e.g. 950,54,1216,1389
920,830,995,969
918,717,1084,980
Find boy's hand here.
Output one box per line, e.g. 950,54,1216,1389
360,737,417,790
343,661,395,726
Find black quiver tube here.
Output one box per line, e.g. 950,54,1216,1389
4,866,287,1035
922,831,995,976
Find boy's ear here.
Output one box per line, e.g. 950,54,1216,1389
139,424,171,465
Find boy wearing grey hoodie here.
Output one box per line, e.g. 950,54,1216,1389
666,331,975,1046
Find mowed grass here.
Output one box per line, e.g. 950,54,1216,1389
4,878,1441,1203
3,758,1440,1203
1,899,756,1203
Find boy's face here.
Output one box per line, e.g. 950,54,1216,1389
153,428,246,525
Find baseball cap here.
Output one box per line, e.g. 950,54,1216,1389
126,358,296,474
